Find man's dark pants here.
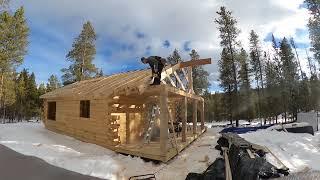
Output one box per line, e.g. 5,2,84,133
151,63,164,85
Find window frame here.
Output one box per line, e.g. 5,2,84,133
47,102,56,121
80,100,90,118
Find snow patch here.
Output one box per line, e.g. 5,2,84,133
240,130,320,173
0,122,220,180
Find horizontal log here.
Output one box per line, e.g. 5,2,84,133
179,58,211,68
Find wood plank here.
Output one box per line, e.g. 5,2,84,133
181,68,189,83
168,107,179,154
182,97,187,142
222,147,233,180
160,89,169,155
173,71,186,91
180,58,212,68
93,71,146,97
193,100,198,134
165,86,203,101
200,100,205,130
160,63,181,81
188,67,194,94
167,75,177,87
126,112,130,144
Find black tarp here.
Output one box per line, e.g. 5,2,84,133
280,126,314,135
185,158,225,180
228,144,280,180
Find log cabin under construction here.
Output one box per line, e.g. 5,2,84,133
40,58,211,162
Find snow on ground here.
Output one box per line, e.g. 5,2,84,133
206,117,296,129
0,122,221,180
240,130,320,173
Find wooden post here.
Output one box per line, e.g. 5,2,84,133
193,100,198,134
201,100,205,130
188,67,193,94
182,97,187,142
160,88,168,155
126,112,130,144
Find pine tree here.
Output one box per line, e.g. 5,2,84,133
96,69,103,77
219,48,234,124
189,49,210,95
167,49,182,65
238,48,251,93
0,7,29,119
15,69,27,121
238,48,253,121
290,38,304,79
62,21,97,85
265,55,282,123
249,30,266,123
167,49,183,87
1,72,15,121
47,75,61,92
310,75,320,110
24,72,38,120
37,83,46,121
38,83,47,95
215,6,241,126
305,0,320,63
249,30,264,90
279,37,300,120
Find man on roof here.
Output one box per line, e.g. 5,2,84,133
141,56,167,85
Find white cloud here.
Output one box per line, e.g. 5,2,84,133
14,0,311,88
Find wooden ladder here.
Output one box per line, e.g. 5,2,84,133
143,105,159,143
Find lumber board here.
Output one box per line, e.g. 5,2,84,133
200,101,205,130
165,86,204,101
188,67,194,94
168,107,179,154
193,100,198,134
182,97,187,142
180,58,212,68
166,74,177,87
93,71,145,97
222,147,233,180
181,68,189,84
173,71,186,91
160,89,169,155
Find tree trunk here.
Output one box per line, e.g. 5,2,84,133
227,35,239,127
0,73,3,112
284,112,287,123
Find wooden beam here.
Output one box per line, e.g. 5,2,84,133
161,63,181,81
201,100,205,130
126,112,130,144
222,147,233,180
165,85,203,101
161,58,211,81
188,67,194,94
160,89,169,155
193,100,198,134
182,97,187,142
167,74,177,87
181,68,189,83
173,71,186,91
180,58,212,68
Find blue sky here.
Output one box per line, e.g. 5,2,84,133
12,0,311,92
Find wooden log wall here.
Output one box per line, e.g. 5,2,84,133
43,99,119,150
